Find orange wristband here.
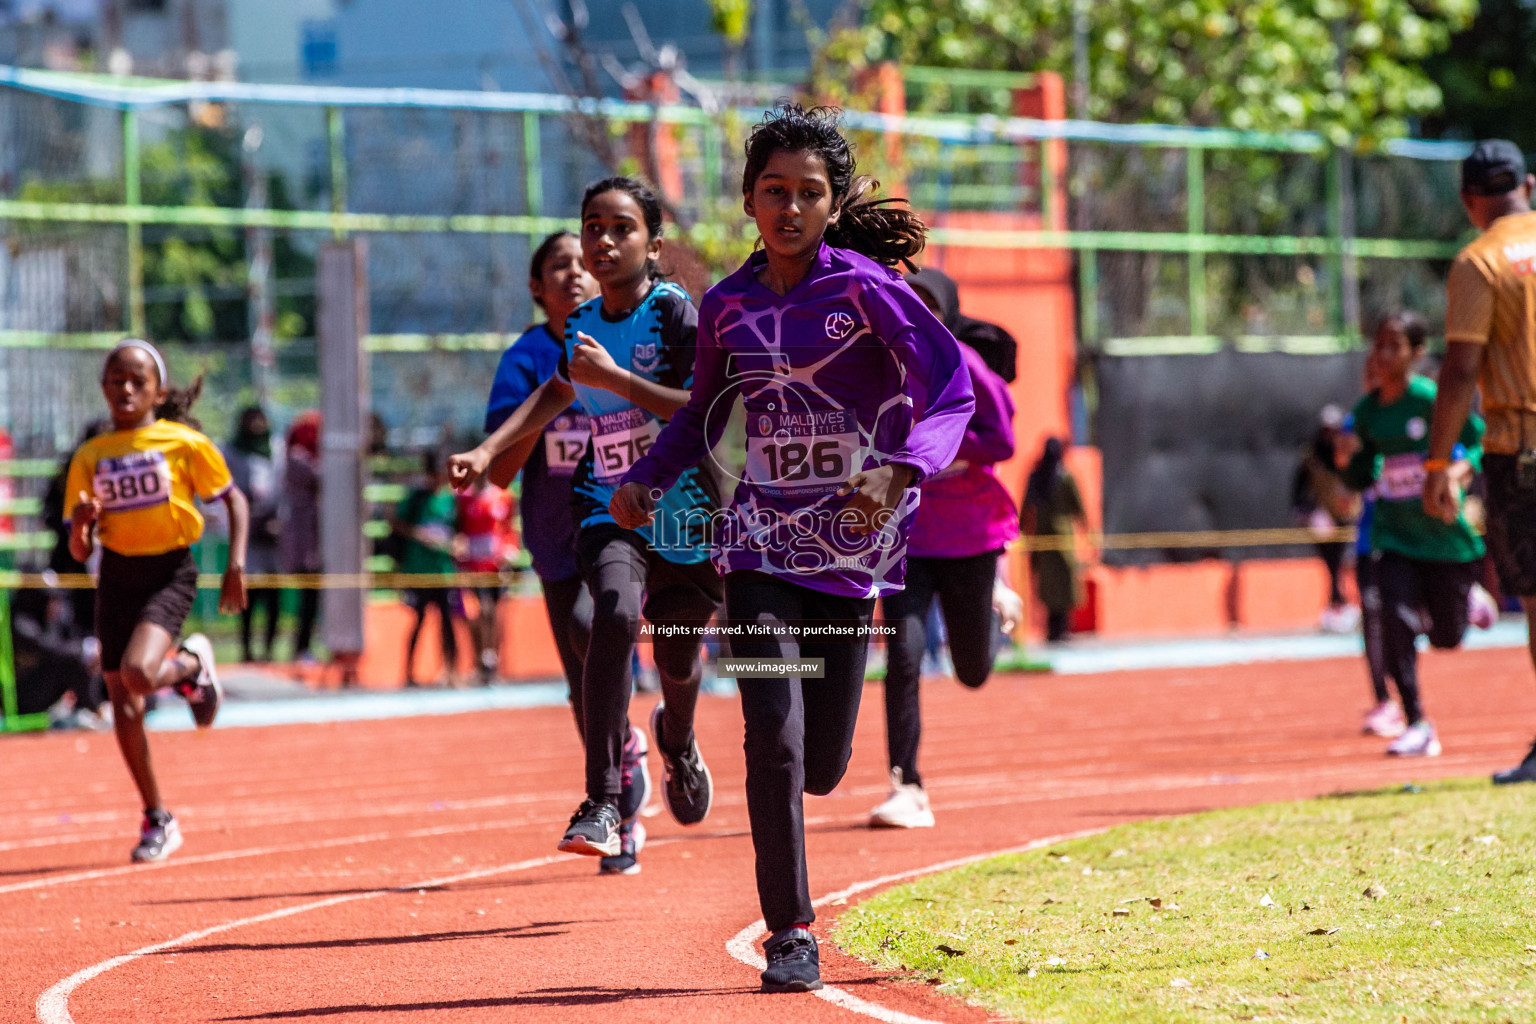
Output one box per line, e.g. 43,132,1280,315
1422,457,1451,473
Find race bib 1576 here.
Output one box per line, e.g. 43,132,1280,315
94,450,173,512
745,408,863,495
590,407,660,482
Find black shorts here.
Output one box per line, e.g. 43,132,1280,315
1484,454,1536,598
96,547,199,671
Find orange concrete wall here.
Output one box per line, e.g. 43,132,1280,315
347,594,566,688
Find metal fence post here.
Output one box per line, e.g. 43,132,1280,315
327,106,348,241
1187,146,1207,339
522,110,543,218
122,108,145,338
318,239,369,666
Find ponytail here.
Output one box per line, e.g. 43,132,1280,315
824,176,926,268
156,375,205,428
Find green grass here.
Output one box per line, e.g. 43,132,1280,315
834,780,1536,1023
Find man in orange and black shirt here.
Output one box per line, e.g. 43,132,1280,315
1424,138,1536,784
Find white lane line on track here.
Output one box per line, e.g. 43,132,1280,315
726,829,1107,1024
0,814,569,896
35,852,574,1024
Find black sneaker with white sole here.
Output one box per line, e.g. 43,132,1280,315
761,926,822,993
558,799,621,857
131,809,183,863
650,702,713,826
599,820,646,875
175,633,222,729
1493,738,1536,785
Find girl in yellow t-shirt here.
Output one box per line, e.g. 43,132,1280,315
65,339,250,864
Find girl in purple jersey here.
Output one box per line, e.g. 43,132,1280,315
612,105,974,993
869,290,1018,830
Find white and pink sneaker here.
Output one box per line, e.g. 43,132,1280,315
1362,700,1407,738
1468,583,1499,630
1387,721,1441,757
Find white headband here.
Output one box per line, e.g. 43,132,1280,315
106,338,168,386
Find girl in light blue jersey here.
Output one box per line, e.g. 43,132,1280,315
450,179,722,875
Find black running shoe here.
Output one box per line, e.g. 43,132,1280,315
616,724,651,822
1492,738,1536,785
131,809,183,863
558,799,621,857
650,702,713,826
761,926,822,993
175,633,222,729
599,820,646,875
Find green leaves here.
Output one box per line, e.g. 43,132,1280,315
848,0,1477,141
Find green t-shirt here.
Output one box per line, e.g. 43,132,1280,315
1345,375,1485,564
396,486,458,576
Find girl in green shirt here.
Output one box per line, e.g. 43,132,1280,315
1344,312,1495,756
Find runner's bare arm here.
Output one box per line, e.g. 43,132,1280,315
1425,342,1484,523
449,377,575,492
488,433,541,489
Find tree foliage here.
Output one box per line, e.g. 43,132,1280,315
1421,0,1536,152
840,0,1478,142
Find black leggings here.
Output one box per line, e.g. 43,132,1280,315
576,526,721,802
539,573,593,737
1376,552,1476,724
879,551,1000,786
727,570,875,933
291,587,319,659
405,588,459,682
1318,540,1347,605
1355,553,1388,704
241,586,280,661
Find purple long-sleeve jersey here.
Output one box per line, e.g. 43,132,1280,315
907,343,1020,559
623,242,975,598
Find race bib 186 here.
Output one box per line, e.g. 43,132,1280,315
544,413,589,476
590,407,660,482
1378,452,1426,501
94,450,173,512
746,409,863,495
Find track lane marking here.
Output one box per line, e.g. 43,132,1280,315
726,829,1107,1024
35,852,575,1024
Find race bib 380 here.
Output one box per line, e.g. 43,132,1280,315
94,450,173,512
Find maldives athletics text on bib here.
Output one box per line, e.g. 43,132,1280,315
590,407,661,483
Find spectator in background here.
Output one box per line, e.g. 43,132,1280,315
225,407,281,663
457,475,515,685
394,449,463,688
35,418,112,725
281,411,322,665
1292,405,1362,633
1022,437,1089,643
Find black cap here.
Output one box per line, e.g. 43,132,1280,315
1462,139,1527,196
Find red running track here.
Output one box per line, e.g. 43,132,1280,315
6,646,1536,1024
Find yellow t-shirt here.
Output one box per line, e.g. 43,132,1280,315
64,419,234,557
1443,209,1536,455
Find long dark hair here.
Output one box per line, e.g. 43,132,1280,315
742,104,926,268
580,176,665,280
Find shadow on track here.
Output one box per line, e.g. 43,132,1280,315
214,985,764,1018
151,921,575,954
